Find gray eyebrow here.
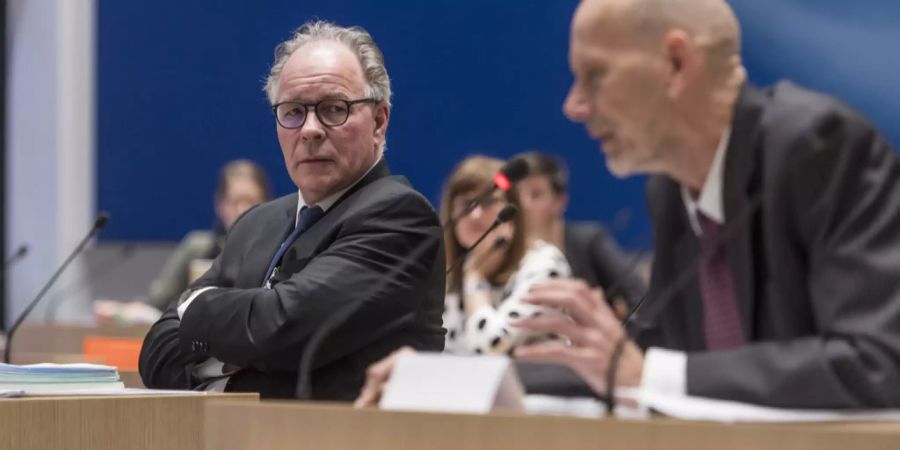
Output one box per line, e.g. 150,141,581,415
282,92,351,104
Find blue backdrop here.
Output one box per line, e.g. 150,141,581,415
97,1,900,246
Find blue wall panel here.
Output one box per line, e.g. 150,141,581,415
97,1,899,246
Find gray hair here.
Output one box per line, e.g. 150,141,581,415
263,21,392,107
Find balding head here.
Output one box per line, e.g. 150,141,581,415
564,0,746,186
574,0,741,75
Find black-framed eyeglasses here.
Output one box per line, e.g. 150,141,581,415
271,98,376,129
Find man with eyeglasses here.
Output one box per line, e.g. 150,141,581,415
139,21,446,401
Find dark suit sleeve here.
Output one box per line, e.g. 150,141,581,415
138,301,206,389
177,190,441,372
687,112,900,408
139,228,233,389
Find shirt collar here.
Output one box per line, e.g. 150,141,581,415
681,126,731,236
295,155,382,226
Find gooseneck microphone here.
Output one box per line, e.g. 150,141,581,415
3,213,110,364
445,204,519,275
442,158,529,229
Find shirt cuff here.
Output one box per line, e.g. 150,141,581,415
640,347,687,396
177,286,216,319
193,357,229,379
203,377,230,392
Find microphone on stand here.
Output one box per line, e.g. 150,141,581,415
442,158,528,229
3,213,110,364
445,204,518,275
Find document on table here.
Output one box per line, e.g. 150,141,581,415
522,389,900,423
637,391,900,423
0,387,209,398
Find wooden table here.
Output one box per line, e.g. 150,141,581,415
1,393,257,450
205,400,900,450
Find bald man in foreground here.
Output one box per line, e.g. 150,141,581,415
358,0,900,409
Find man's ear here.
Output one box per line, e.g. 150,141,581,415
373,102,391,148
661,29,695,99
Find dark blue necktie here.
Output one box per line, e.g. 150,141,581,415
262,205,325,287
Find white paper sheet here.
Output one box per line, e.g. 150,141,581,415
638,391,900,423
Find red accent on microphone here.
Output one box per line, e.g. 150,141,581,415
493,172,511,191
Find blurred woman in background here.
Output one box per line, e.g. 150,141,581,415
441,156,571,355
144,159,271,310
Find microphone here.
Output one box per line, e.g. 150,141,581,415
442,158,528,229
445,204,518,275
4,245,29,268
3,213,110,364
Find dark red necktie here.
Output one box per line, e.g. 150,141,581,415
697,213,746,350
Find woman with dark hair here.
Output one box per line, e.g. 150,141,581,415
440,156,571,355
145,160,271,310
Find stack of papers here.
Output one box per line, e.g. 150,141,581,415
0,363,124,396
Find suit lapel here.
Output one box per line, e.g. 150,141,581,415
285,159,392,264
243,194,297,287
722,84,766,340
648,177,706,351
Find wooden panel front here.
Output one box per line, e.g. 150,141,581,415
0,393,256,450
205,400,900,450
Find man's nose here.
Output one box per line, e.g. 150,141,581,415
563,85,590,123
300,111,327,142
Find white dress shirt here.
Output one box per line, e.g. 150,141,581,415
178,157,382,391
639,127,731,398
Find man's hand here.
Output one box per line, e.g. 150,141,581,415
354,346,415,408
513,278,644,395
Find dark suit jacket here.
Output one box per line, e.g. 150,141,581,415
641,82,900,408
564,222,647,305
139,160,446,400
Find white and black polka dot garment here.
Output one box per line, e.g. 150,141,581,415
443,240,572,355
